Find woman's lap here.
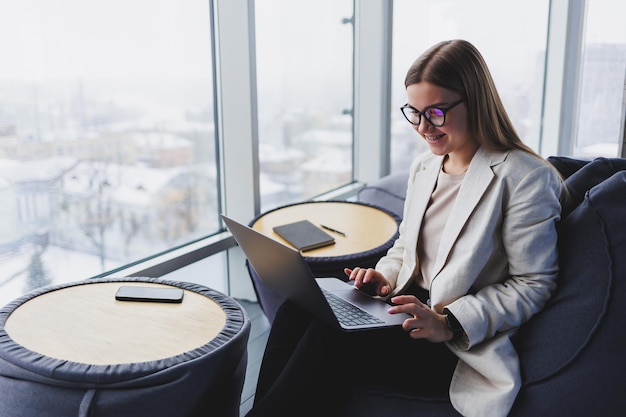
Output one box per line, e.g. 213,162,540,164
248,299,457,416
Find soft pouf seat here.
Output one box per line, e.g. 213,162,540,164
0,278,250,417
511,170,626,416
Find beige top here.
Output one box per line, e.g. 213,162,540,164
4,281,227,365
416,169,465,289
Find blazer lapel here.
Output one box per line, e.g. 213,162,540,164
430,148,506,279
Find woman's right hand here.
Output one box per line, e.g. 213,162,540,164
344,267,392,297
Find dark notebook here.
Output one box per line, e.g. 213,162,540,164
272,220,335,252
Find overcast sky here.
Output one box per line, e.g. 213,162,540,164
0,0,213,80
0,0,623,82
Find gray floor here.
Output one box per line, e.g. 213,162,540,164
237,299,271,416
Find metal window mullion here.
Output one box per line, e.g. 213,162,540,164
214,0,259,299
353,0,393,182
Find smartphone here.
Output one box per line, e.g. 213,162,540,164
115,286,184,303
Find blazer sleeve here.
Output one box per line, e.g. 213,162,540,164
447,163,562,349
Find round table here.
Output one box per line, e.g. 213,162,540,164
251,201,399,259
0,277,250,417
248,201,400,322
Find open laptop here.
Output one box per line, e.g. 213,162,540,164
222,215,410,331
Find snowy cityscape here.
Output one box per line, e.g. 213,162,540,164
0,76,356,307
0,0,624,308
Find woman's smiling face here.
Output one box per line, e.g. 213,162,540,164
406,82,477,164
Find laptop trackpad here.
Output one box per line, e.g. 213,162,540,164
337,288,388,308
334,289,409,324
316,277,410,325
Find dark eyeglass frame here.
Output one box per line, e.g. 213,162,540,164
400,99,465,127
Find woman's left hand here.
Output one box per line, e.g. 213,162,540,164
388,295,453,343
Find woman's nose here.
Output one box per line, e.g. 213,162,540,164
417,120,433,135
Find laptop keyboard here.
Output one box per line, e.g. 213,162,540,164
321,288,385,327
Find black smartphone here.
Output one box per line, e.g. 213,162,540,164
115,286,184,303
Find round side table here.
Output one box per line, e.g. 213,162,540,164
0,277,250,417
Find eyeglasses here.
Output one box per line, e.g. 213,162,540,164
400,99,464,127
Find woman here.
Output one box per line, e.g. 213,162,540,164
248,40,562,417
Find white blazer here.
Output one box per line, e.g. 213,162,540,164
376,146,562,417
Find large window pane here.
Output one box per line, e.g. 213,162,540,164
574,0,626,158
161,251,228,292
391,1,550,174
0,0,218,306
255,0,354,212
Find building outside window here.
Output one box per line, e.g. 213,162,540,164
255,0,354,212
0,0,219,306
574,0,626,158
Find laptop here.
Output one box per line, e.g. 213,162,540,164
222,215,410,331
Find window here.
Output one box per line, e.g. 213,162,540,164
0,0,218,306
574,0,626,158
3,1,622,308
390,0,550,174
255,0,354,212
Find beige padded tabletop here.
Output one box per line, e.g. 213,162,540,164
251,201,398,257
4,281,226,365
